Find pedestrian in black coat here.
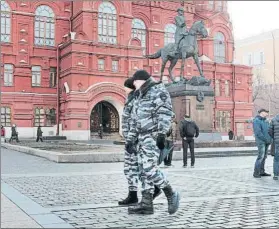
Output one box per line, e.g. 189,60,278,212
36,126,43,142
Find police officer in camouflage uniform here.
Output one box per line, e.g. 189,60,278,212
125,70,180,215
119,80,162,206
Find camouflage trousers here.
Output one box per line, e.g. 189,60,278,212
137,133,170,194
124,150,139,191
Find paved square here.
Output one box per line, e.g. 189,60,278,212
1,148,279,228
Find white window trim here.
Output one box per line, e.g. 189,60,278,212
32,66,41,87
98,59,105,71
112,60,118,72
164,24,176,45
34,5,55,47
4,64,13,86
0,1,11,43
98,2,117,45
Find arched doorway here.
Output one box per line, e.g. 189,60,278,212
90,101,119,134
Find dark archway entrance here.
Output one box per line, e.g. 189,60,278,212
90,101,119,133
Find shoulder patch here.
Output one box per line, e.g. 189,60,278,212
159,92,168,102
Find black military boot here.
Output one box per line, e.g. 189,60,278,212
128,191,154,215
162,185,180,215
118,191,138,205
153,185,162,200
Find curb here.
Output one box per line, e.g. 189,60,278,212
2,143,62,163
2,143,259,163
2,143,124,163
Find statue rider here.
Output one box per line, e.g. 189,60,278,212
174,7,188,54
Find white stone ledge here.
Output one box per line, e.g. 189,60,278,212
1,143,259,164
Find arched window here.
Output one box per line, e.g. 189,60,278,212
98,2,117,44
34,5,55,46
164,24,176,45
225,80,230,96
208,1,214,10
215,79,220,96
214,32,225,63
223,2,227,11
131,18,146,54
0,1,11,42
217,1,223,11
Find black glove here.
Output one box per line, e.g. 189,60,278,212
156,133,166,150
166,129,172,137
125,141,137,155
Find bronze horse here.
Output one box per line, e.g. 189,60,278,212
146,21,208,82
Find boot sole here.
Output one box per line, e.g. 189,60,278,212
169,192,180,215
118,201,138,206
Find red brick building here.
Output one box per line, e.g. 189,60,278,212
1,0,253,140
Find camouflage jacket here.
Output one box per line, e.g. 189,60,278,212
121,91,135,140
127,78,174,142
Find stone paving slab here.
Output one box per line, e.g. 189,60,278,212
1,194,42,228
3,169,278,208
1,182,75,228
52,196,279,228
2,147,279,228
174,168,279,189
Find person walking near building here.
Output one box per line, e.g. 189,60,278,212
125,70,180,215
228,129,234,140
269,113,279,180
36,126,43,142
1,125,6,143
253,109,272,178
9,124,19,143
98,124,103,139
179,115,199,168
164,115,177,167
118,78,162,206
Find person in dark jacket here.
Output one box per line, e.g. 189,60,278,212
1,125,6,143
253,109,272,178
9,124,19,143
228,129,234,140
98,124,103,139
179,115,199,168
36,126,43,142
269,114,279,180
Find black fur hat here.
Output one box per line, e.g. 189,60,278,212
132,70,151,81
124,78,135,90
124,69,151,89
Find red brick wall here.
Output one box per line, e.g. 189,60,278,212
1,1,253,137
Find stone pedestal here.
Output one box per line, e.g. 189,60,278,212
166,83,215,141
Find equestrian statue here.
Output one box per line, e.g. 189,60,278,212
145,8,209,85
